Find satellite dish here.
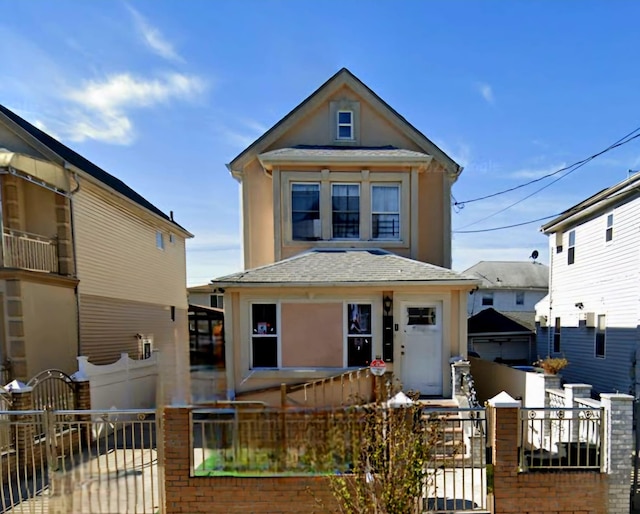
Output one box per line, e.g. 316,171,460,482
530,250,539,262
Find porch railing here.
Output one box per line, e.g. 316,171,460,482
2,228,58,273
520,406,603,471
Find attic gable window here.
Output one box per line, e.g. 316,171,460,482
337,111,354,140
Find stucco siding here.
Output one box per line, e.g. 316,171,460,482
73,182,188,307
242,160,275,269
418,171,445,266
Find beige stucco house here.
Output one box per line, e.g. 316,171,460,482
0,104,192,402
213,68,478,400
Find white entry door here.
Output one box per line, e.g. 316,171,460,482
401,303,443,396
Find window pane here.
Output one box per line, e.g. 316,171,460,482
252,337,278,367
338,125,352,139
607,214,613,227
373,214,400,239
372,186,399,212
482,294,494,306
292,184,320,211
347,337,371,367
568,247,575,265
516,292,524,305
569,231,575,246
338,111,352,124
348,304,371,335
252,304,277,334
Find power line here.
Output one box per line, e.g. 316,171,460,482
454,125,640,208
453,213,561,234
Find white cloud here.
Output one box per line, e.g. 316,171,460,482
476,82,494,104
127,5,184,63
217,118,269,150
64,73,205,144
508,162,566,180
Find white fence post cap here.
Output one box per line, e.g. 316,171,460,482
487,391,521,408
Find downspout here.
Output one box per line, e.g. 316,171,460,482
548,233,554,357
66,169,81,359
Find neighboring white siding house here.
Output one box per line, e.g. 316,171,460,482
464,261,549,317
536,173,640,395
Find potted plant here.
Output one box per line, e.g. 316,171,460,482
534,356,569,375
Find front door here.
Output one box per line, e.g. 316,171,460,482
401,303,443,395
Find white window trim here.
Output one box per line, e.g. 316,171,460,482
336,110,354,140
567,230,576,265
331,183,361,240
249,302,281,369
371,183,401,241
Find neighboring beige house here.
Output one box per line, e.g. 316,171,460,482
0,104,192,400
212,68,478,400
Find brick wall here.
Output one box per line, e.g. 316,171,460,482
491,405,608,514
162,407,338,514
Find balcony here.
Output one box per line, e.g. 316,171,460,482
2,229,58,273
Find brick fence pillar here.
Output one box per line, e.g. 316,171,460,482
10,386,35,467
487,392,521,514
162,407,190,514
74,378,92,443
601,393,633,514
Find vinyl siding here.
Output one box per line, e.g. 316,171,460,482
79,294,190,403
73,182,188,308
537,196,640,395
469,289,547,316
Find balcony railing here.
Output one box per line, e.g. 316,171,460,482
2,229,58,273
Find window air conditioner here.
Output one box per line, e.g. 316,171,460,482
536,315,548,327
583,312,596,328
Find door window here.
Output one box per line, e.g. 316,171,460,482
407,307,436,326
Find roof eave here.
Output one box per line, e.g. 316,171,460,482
257,153,433,171
211,279,480,289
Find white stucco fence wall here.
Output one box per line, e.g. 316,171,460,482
76,352,158,409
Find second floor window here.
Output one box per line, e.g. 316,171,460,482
515,291,525,306
606,213,613,242
332,184,360,239
482,293,494,306
568,230,576,265
292,183,321,240
372,184,400,239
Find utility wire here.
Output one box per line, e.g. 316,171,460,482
453,213,561,234
454,125,640,208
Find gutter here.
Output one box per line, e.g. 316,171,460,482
211,279,481,289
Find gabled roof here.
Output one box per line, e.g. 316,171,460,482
463,261,549,290
468,308,534,335
0,104,191,236
227,68,461,178
212,248,478,287
541,172,640,234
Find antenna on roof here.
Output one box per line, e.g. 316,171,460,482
529,250,539,262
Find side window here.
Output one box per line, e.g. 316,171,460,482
595,314,606,358
156,230,165,250
291,183,321,240
567,230,576,265
605,214,613,242
516,291,525,306
553,317,561,353
251,304,278,368
347,304,371,367
482,293,494,306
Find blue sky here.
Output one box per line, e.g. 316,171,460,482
2,1,640,285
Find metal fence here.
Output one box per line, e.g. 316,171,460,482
0,409,159,514
520,406,603,471
2,230,58,273
191,406,488,513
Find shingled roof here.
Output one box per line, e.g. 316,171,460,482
0,104,189,234
463,261,549,290
212,249,478,287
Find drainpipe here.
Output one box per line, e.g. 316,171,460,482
65,168,81,359
547,234,554,357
